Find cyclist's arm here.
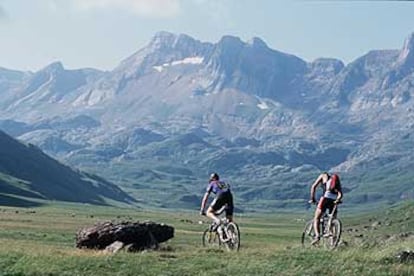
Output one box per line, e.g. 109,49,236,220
335,189,343,203
200,191,210,214
310,174,323,202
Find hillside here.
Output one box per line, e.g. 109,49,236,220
0,31,414,210
0,130,134,206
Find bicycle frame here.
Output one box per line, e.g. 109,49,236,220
323,203,338,234
301,202,342,249
201,209,240,251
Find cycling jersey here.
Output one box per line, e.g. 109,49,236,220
206,180,230,195
206,180,233,216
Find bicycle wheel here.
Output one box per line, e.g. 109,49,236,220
324,219,342,249
301,219,316,248
224,222,240,251
202,228,221,248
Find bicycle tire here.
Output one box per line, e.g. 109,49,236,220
202,228,221,248
326,219,341,249
301,219,316,248
225,222,240,251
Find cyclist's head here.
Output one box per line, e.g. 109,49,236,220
209,172,219,181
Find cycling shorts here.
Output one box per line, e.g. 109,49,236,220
317,197,337,215
210,190,234,216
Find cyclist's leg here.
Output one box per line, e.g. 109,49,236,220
206,208,220,225
326,199,335,216
216,205,226,215
313,197,325,243
207,195,225,225
333,203,338,219
325,199,336,236
225,192,234,222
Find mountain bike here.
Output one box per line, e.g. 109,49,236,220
201,210,240,251
301,201,342,249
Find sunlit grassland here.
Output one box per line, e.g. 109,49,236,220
0,202,413,275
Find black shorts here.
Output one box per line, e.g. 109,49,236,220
210,191,234,216
317,197,337,215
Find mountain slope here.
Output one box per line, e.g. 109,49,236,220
0,130,134,206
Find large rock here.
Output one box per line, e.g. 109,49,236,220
396,250,414,263
75,221,174,252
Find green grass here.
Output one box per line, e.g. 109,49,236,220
0,202,413,275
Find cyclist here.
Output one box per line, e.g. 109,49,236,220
199,173,234,229
309,172,343,245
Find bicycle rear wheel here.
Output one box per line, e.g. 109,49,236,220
225,222,240,251
202,228,221,248
301,219,316,248
324,219,341,249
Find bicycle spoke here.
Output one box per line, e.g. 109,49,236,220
224,222,240,251
331,219,342,249
322,219,341,249
301,220,316,248
202,228,221,248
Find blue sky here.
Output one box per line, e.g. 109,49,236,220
1,0,414,71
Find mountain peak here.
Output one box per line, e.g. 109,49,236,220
218,35,243,45
151,31,177,42
215,35,245,53
397,32,414,64
148,31,198,51
42,61,64,73
148,31,176,50
247,37,268,49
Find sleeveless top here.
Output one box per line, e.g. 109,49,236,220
323,174,340,200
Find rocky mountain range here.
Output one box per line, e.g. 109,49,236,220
1,31,413,210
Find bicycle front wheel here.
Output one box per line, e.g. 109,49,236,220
324,219,342,249
225,222,240,251
202,228,221,248
301,219,316,248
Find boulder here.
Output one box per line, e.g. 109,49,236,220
75,221,174,252
396,250,414,263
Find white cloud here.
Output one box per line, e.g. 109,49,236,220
70,0,181,18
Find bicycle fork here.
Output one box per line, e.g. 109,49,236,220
323,216,334,237
218,225,231,243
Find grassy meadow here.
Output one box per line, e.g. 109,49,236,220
0,201,413,276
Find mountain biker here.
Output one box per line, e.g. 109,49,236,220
309,172,343,245
199,173,234,228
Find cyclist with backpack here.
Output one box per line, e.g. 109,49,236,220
309,172,343,245
199,173,234,228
